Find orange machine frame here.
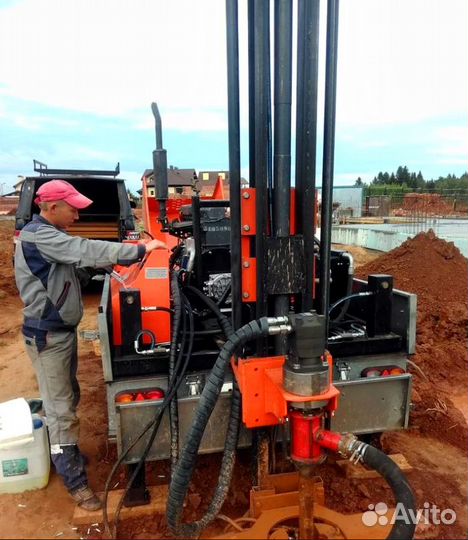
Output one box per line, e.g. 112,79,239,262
240,187,318,303
231,352,339,429
111,176,229,347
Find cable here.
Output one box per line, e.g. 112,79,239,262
328,291,372,317
103,279,194,538
107,297,194,538
184,285,232,338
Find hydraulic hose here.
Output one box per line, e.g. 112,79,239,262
361,444,416,540
169,272,183,471
328,291,372,317
184,285,233,338
316,431,416,540
167,317,272,538
103,295,194,538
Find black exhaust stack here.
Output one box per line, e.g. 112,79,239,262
151,102,169,230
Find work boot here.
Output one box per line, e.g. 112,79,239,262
70,485,102,511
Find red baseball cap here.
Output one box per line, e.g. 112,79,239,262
34,180,93,209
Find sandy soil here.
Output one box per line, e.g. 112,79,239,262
0,220,466,539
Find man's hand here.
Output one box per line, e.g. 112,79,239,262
143,239,167,253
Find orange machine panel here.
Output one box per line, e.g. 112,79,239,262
111,247,171,346
232,354,339,429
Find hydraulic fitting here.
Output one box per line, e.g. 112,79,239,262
289,410,325,465
284,311,329,396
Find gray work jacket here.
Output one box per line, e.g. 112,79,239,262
15,214,145,332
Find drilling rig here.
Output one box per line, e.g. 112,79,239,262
97,1,417,538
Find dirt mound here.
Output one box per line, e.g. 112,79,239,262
393,193,458,217
0,220,18,298
356,230,468,450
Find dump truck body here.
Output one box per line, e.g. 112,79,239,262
15,167,136,242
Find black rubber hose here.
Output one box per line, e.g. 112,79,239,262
172,284,240,537
362,444,416,540
169,272,183,471
106,295,194,538
104,294,194,539
184,285,232,338
167,317,271,538
176,381,242,539
328,291,372,316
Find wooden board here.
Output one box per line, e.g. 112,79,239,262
72,485,168,525
336,453,412,479
68,222,119,239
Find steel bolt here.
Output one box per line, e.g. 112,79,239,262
243,224,250,232
243,192,250,199
243,261,250,268
243,292,250,299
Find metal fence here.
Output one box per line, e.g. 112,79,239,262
362,190,468,235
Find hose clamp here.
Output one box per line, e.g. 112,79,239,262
338,433,367,464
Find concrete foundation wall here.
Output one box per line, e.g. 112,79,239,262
332,225,468,257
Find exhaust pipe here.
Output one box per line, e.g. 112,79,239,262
151,102,169,230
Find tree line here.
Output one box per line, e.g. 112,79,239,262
354,166,468,196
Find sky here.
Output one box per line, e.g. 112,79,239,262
0,0,467,195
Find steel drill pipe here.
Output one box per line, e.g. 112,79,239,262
226,0,242,330
319,0,340,328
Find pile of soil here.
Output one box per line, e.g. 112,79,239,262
393,193,458,216
356,230,468,450
0,220,17,298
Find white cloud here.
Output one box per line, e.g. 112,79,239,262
336,0,467,126
432,126,468,158
0,0,466,132
0,0,227,116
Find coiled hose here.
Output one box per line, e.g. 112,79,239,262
103,291,194,538
169,272,183,471
361,444,416,540
167,312,271,538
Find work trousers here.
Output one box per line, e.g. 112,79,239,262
24,329,80,444
24,329,88,491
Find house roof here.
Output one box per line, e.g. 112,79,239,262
198,171,230,186
143,168,230,188
143,167,196,187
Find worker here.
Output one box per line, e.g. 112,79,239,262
14,179,166,511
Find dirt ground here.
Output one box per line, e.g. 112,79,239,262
0,219,466,539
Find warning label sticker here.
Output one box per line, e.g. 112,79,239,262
145,267,168,280
2,458,29,477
